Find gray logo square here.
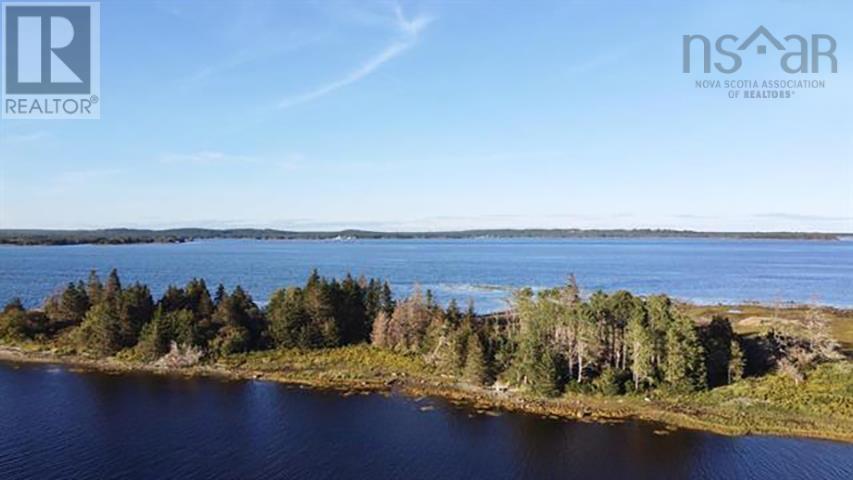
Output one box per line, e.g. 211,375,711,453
2,1,99,119
4,5,91,94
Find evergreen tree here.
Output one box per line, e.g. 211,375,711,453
76,302,122,356
523,340,559,396
364,278,381,321
337,274,369,344
118,283,154,348
380,282,395,316
463,332,488,385
210,323,251,357
303,275,339,348
664,313,706,391
136,307,171,360
103,268,123,312
169,309,199,347
702,316,735,388
211,286,265,352
607,291,639,370
512,289,560,395
44,282,90,329
214,284,227,306
446,299,461,328
185,279,214,319
158,285,187,313
2,298,24,314
646,295,674,374
0,298,28,340
86,270,103,305
230,286,265,345
267,287,311,348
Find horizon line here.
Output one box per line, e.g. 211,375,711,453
1,227,849,236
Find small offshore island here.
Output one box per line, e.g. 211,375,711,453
1,270,851,442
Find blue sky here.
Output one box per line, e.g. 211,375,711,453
1,0,851,232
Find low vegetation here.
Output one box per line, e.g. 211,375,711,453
1,270,850,441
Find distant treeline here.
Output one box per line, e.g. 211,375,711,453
0,228,841,245
0,271,840,395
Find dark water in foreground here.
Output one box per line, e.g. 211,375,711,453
0,362,851,480
1,238,852,311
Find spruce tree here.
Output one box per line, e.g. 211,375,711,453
463,332,488,386
267,287,310,348
118,283,154,348
44,282,90,329
664,314,706,391
136,307,171,360
159,285,187,313
380,282,395,316
86,270,103,305
77,302,122,356
702,316,736,387
103,268,123,312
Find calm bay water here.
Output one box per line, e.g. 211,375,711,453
0,238,851,311
1,361,851,480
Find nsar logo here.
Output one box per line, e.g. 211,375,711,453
683,25,837,74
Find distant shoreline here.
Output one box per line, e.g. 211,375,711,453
0,228,844,246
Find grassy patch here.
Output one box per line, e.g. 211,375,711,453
219,344,437,384
668,361,853,439
682,303,853,356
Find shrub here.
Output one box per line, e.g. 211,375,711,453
593,367,629,395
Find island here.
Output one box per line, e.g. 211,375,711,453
1,270,851,442
0,228,844,245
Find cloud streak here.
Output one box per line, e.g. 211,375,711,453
45,168,122,194
753,213,853,222
0,131,49,144
159,151,313,172
159,151,259,165
278,4,434,109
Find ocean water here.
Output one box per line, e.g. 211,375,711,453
1,238,851,311
0,362,851,480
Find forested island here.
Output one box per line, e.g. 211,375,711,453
1,271,851,442
0,227,843,245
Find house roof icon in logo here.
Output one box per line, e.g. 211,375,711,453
738,26,785,54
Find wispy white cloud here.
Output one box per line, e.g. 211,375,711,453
159,151,259,165
278,42,409,108
564,49,631,76
392,3,433,37
159,150,315,172
46,168,122,194
0,131,49,144
753,213,853,222
278,4,434,109
185,33,325,86
176,1,328,88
